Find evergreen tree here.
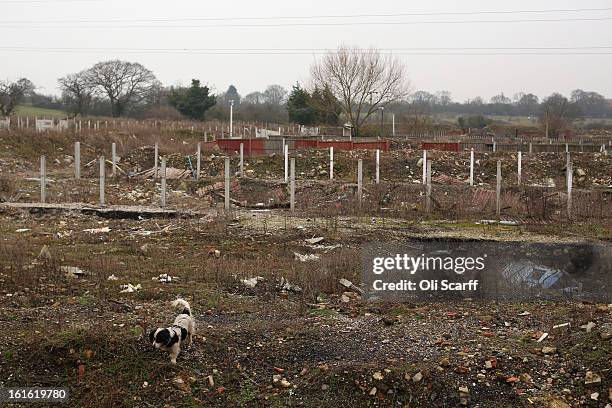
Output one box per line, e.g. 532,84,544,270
168,79,216,120
286,83,317,125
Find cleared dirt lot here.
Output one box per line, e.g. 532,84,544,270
0,130,610,407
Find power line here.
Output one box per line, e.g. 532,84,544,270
2,6,612,24
2,17,612,29
2,46,612,51
0,0,100,3
1,46,612,55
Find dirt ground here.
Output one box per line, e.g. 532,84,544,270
0,130,610,407
0,208,610,408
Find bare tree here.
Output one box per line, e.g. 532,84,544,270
84,60,158,117
0,78,35,117
539,93,579,138
263,85,288,105
58,72,92,117
310,46,410,136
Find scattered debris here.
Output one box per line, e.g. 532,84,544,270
585,371,602,385
83,227,111,234
119,283,142,293
304,237,325,245
279,277,302,293
107,274,119,281
153,274,177,283
38,245,52,260
61,266,87,278
536,332,549,343
294,252,320,262
241,276,264,288
339,278,364,295
580,321,596,332
541,346,557,354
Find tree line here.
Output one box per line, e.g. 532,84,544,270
1,48,610,137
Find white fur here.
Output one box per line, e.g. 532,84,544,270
151,298,195,364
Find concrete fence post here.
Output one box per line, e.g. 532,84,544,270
329,146,334,180
154,143,159,178
422,150,427,185
99,156,105,206
529,142,532,154
517,151,522,186
469,148,474,186
196,143,201,180
74,142,80,179
40,155,46,203
496,160,501,216
284,143,289,183
160,158,166,208
426,160,432,213
239,143,244,176
375,149,380,184
290,158,296,212
357,159,363,208
566,152,571,189
567,160,573,218
224,157,230,210
111,142,117,177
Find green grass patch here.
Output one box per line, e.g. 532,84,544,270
15,105,67,119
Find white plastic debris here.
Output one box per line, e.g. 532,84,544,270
241,276,264,288
304,237,325,245
153,274,177,283
107,274,119,281
280,276,302,293
294,252,320,262
120,283,142,293
83,227,111,234
61,266,87,278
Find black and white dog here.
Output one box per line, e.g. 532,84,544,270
149,299,195,364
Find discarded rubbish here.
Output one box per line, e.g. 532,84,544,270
38,245,52,260
536,332,549,343
502,261,579,291
15,228,30,233
107,274,119,281
305,237,325,245
61,266,87,278
280,276,302,293
339,278,364,295
120,283,142,293
83,227,111,234
241,276,264,288
153,274,177,283
294,252,320,262
553,322,570,329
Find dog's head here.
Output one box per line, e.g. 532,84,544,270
149,328,178,348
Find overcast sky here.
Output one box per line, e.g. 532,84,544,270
1,0,611,102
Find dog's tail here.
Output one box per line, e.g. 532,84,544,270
172,298,191,316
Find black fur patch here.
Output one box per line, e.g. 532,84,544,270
182,308,190,316
180,327,188,341
149,330,155,343
167,332,179,347
154,329,175,347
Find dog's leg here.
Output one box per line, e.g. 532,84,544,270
170,344,180,364
188,322,196,347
